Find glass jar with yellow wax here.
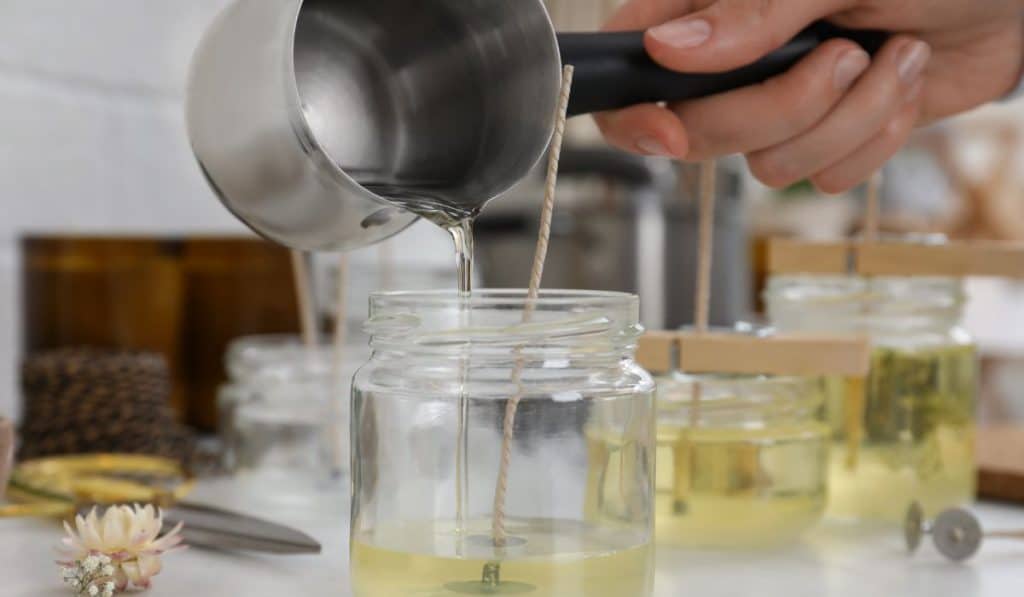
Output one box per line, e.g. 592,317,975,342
652,372,829,547
351,290,655,597
766,276,977,522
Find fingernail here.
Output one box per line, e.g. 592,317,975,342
648,18,712,49
636,136,673,157
834,49,870,91
897,40,930,84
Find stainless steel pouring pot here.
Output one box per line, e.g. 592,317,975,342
187,0,884,251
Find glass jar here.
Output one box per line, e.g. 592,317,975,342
766,276,978,521
218,335,366,495
655,372,828,547
351,290,655,597
219,335,307,468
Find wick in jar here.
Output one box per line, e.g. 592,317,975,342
672,160,716,515
845,171,883,472
485,65,574,584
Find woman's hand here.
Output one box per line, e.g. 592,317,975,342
596,0,1024,193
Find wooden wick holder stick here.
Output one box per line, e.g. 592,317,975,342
637,331,871,378
769,238,1024,278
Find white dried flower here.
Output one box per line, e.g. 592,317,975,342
87,585,98,596
59,504,185,591
82,556,99,572
101,565,114,576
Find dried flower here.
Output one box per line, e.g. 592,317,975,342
60,553,115,597
58,505,185,592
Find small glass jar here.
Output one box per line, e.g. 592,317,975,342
654,372,829,547
766,275,978,521
219,335,307,469
351,290,655,597
218,335,366,498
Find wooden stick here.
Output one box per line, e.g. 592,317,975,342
635,331,873,377
858,241,1024,278
694,161,717,334
328,254,351,475
768,238,1024,278
492,65,574,548
689,160,717,429
768,238,855,274
636,331,678,375
843,377,867,471
864,171,883,242
290,250,318,349
674,332,872,377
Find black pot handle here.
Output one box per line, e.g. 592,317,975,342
559,21,887,116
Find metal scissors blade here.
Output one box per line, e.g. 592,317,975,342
165,501,321,555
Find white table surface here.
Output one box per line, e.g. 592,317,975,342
3,478,1024,597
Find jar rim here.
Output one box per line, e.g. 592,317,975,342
764,275,967,334
658,373,821,416
365,289,641,351
369,289,638,309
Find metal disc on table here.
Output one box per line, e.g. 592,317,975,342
932,508,982,562
444,559,536,594
904,501,925,553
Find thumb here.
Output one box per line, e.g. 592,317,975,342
644,0,855,73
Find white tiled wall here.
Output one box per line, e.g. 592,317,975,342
0,2,452,421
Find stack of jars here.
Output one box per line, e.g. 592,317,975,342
648,274,976,547
218,335,367,502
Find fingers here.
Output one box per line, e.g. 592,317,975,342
598,0,704,158
593,104,689,158
644,0,852,73
673,39,869,161
604,0,700,31
811,102,921,194
746,36,931,189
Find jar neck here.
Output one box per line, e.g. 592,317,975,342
657,373,820,429
364,290,643,363
765,275,966,339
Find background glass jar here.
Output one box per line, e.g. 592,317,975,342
765,276,978,521
218,335,365,498
351,290,655,597
655,372,828,547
